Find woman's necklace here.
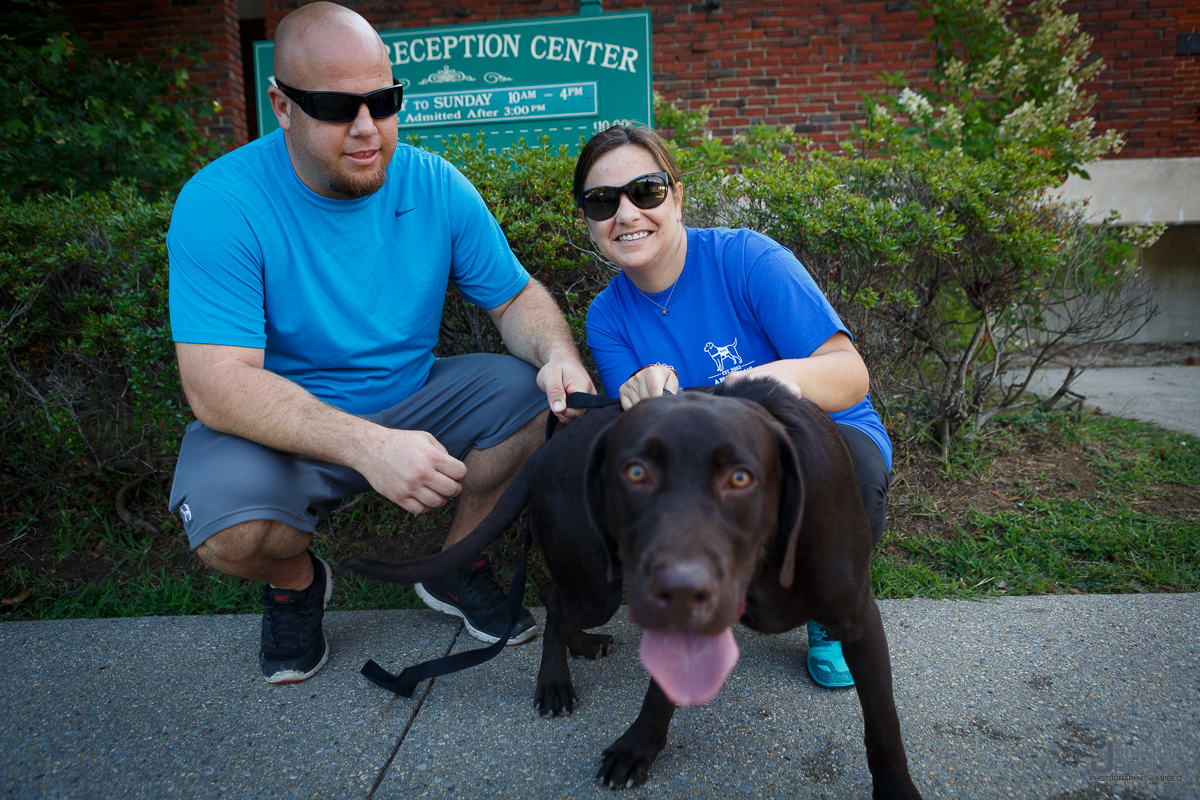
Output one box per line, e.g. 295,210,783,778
634,268,682,316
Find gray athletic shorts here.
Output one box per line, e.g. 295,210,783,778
168,354,546,550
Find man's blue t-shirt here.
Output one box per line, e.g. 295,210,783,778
586,227,892,468
167,129,530,415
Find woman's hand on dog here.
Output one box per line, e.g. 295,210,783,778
620,364,681,410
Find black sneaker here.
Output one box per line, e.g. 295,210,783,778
414,554,537,645
260,551,332,683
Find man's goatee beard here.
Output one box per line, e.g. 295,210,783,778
330,164,388,199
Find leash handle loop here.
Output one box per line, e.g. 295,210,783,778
361,522,533,697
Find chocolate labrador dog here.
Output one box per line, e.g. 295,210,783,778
340,378,922,799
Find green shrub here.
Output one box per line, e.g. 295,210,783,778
682,144,1159,453
431,134,606,373
0,1,223,198
0,123,1160,502
0,183,186,501
857,0,1121,179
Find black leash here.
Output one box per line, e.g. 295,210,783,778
360,521,533,697
360,391,621,698
543,391,622,438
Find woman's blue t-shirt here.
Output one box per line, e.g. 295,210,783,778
586,226,892,468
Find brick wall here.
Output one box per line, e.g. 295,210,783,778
260,0,934,150
63,0,1197,156
262,0,578,37
654,1,935,147
1068,0,1186,158
1173,0,1200,156
61,0,247,144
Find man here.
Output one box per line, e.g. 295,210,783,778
166,2,594,684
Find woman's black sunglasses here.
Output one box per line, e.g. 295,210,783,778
275,78,404,123
576,172,671,221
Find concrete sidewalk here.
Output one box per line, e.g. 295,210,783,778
1020,365,1200,437
2,595,1197,799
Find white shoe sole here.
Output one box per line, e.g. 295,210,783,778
264,634,330,684
315,555,333,607
414,582,538,646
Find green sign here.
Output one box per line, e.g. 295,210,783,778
252,11,652,151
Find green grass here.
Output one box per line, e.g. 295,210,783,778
28,568,259,618
0,488,529,620
875,499,1199,598
3,409,1196,620
871,412,1199,599
1,550,436,621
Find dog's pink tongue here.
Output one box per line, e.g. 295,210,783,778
639,628,739,707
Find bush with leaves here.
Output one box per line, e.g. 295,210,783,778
0,0,222,198
682,145,1159,455
0,115,1159,509
856,0,1121,180
430,134,608,371
0,183,186,510
844,0,1162,449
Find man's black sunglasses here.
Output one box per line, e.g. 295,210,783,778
275,78,404,123
576,172,672,221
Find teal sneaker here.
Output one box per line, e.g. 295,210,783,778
806,621,854,688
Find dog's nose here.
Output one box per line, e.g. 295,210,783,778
650,561,717,622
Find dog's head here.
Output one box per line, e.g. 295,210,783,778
584,387,804,705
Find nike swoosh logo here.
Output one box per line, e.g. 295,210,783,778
395,207,416,218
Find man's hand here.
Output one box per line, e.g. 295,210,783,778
354,428,468,515
176,342,469,516
537,357,597,422
619,364,681,410
488,279,597,423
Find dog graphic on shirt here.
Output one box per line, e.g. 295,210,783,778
704,339,743,372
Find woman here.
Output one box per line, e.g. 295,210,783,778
575,125,892,689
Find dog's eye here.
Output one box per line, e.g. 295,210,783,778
729,470,753,489
625,463,647,482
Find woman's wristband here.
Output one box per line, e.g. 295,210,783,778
628,363,678,382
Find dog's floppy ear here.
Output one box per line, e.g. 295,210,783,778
583,420,620,584
772,423,805,589
718,378,827,588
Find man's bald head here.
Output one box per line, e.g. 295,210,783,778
267,2,398,200
274,2,390,88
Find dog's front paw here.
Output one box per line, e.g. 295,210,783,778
534,678,578,717
596,738,659,789
568,631,613,660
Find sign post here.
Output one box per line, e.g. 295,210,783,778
253,10,652,152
